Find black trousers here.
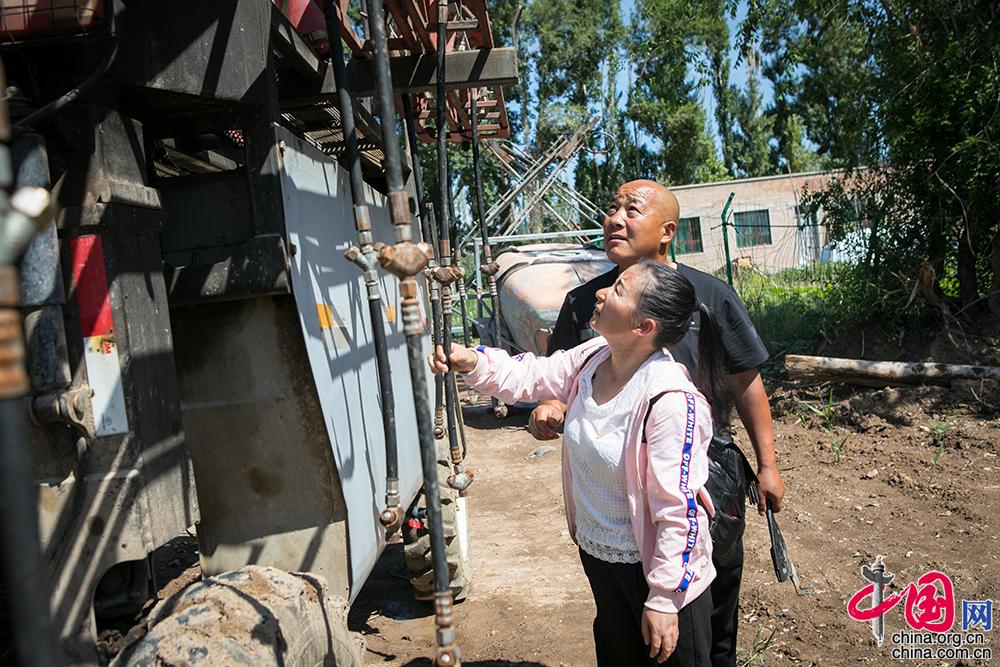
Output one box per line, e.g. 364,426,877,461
579,549,713,667
708,538,744,667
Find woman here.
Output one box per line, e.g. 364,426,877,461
430,260,732,666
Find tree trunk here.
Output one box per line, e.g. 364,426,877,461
957,218,978,307
989,235,1000,316
785,354,1000,386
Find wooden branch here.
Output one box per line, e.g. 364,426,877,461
785,355,1000,387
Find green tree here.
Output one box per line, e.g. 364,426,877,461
523,0,623,151
628,0,728,184
870,0,999,309
745,0,874,168
800,0,999,314
574,47,646,217
730,49,774,177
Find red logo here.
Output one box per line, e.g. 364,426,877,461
847,557,955,645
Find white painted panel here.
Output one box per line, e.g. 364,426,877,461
276,126,427,600
83,336,129,436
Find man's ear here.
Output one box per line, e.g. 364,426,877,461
661,219,678,245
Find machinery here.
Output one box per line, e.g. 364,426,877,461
481,240,612,356
0,1,516,664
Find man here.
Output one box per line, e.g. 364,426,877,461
534,179,785,667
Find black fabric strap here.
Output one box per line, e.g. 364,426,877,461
641,391,671,444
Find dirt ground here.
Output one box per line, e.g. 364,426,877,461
351,375,1000,667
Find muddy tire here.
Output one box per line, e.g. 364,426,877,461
403,456,472,602
113,565,363,666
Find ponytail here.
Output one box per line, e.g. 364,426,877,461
634,259,733,429
695,303,733,431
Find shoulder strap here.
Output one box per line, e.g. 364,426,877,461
641,390,671,444
581,345,605,369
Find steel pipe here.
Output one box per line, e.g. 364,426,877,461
470,90,499,311
0,70,61,666
433,0,467,492
364,0,457,664
402,97,447,441
325,1,403,530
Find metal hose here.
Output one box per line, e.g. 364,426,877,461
324,0,403,529
433,0,468,490
11,0,117,136
470,91,499,310
363,1,458,664
402,97,447,440
0,66,62,665
468,92,503,416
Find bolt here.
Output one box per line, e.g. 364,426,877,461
435,647,458,667
379,505,404,530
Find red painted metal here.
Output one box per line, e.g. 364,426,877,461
352,0,512,145
68,235,114,338
0,0,104,41
272,0,330,54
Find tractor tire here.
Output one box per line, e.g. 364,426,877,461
402,456,472,602
113,565,363,666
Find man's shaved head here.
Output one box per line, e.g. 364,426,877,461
622,179,680,226
602,180,681,267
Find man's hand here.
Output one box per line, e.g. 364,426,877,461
731,369,786,515
641,608,679,664
756,465,785,514
428,343,478,375
528,401,565,440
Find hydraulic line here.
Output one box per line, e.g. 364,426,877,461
445,178,469,347
11,0,117,137
0,76,61,667
455,254,470,346
469,90,503,417
402,96,446,440
433,0,467,492
470,90,499,312
363,1,458,664
324,1,402,530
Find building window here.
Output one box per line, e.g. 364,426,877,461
675,216,703,254
733,209,772,247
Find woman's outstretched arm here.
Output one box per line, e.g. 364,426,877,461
428,339,604,406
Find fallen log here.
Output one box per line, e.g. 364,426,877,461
784,355,1000,387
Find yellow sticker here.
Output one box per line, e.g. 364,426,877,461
316,302,351,351
317,303,334,329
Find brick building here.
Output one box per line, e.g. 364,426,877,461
670,170,838,274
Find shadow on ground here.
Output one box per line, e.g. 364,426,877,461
461,405,532,430
349,543,439,632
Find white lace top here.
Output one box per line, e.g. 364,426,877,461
565,352,655,564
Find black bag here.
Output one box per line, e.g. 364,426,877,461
642,394,756,560
704,434,757,560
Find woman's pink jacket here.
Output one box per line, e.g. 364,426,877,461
464,337,716,614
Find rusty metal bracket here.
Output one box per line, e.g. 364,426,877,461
30,387,95,438
429,264,463,286
0,267,28,399
375,241,433,281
